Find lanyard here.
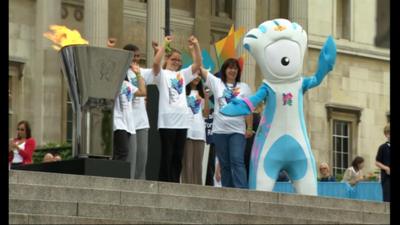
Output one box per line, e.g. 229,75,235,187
223,81,238,94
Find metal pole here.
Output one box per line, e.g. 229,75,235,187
165,0,170,36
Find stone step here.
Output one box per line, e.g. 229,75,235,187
10,170,389,214
9,182,389,224
9,212,201,224
10,198,345,224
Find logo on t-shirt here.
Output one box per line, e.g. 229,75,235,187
187,95,202,114
220,86,240,106
169,73,184,104
170,73,184,94
121,81,133,102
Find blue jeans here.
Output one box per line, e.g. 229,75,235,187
213,133,248,188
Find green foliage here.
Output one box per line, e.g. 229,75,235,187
365,170,380,181
335,172,344,182
33,142,72,164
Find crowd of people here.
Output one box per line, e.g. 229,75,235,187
8,34,390,202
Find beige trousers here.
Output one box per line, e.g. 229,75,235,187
181,139,205,184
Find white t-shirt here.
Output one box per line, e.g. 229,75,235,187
12,142,25,163
113,80,138,134
128,68,153,130
205,72,252,135
186,90,206,141
153,66,197,129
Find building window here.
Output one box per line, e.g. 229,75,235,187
326,103,362,177
332,120,351,176
213,0,234,19
336,0,352,40
66,95,73,143
374,0,390,48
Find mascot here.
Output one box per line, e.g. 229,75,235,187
220,18,337,195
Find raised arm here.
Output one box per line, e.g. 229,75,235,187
188,35,202,74
107,37,117,48
202,87,210,118
152,36,172,76
199,67,209,81
303,36,336,92
131,63,147,97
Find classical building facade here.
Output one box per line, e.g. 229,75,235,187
9,0,389,177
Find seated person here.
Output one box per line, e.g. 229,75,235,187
9,120,36,168
319,162,336,182
277,170,290,182
342,156,366,186
43,152,62,163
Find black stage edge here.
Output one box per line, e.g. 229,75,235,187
12,158,130,179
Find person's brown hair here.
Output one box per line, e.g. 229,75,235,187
17,120,32,139
162,48,182,71
220,58,241,84
384,123,390,135
351,156,364,172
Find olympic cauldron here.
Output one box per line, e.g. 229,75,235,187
59,45,133,158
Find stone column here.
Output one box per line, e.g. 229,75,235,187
34,0,62,144
146,0,165,67
194,0,211,52
289,0,308,31
84,0,108,47
235,0,256,91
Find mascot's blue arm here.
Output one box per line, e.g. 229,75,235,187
302,35,337,92
220,83,268,116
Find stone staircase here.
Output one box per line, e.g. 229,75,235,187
9,170,390,224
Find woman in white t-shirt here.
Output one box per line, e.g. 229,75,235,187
181,73,210,184
113,63,146,163
122,44,155,180
152,35,202,183
342,156,366,186
199,58,253,188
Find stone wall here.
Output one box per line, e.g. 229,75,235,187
304,48,389,176
9,0,38,141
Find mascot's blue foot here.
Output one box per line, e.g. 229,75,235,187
220,98,251,116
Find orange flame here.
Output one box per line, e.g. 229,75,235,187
43,25,89,51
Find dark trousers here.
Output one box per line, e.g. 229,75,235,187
158,128,187,183
205,143,216,186
113,130,131,161
382,177,390,202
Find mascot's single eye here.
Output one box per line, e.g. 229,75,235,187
281,57,290,66
264,39,301,78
